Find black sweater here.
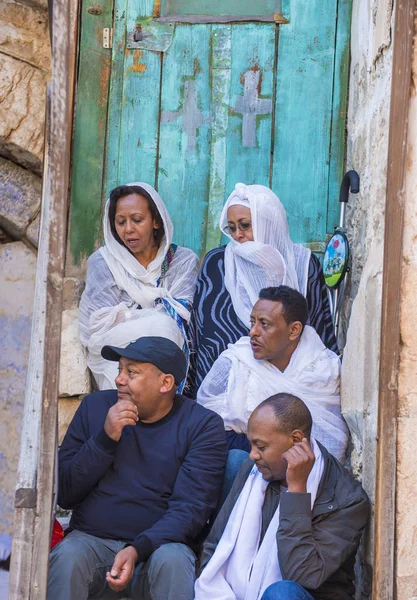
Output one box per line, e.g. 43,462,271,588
58,391,228,564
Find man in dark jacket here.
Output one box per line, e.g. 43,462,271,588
195,393,369,600
47,337,228,600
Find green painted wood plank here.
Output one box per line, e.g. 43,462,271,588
327,0,352,233
161,0,281,17
69,0,114,264
105,0,162,189
117,47,162,186
281,0,290,21
104,0,127,198
204,24,231,254
225,23,275,192
157,24,212,255
272,0,337,245
126,0,156,34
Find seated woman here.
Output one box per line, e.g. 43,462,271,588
79,182,199,391
188,182,337,397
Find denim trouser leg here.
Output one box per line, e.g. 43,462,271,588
48,530,196,600
261,580,315,600
47,530,124,600
219,449,249,506
128,542,196,600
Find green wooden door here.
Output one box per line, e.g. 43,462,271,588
69,0,352,263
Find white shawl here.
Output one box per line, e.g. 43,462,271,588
197,326,349,463
79,182,199,390
194,438,325,600
219,183,311,328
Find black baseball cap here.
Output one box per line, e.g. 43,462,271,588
101,336,186,385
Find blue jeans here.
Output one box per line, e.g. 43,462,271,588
261,580,315,600
219,449,249,506
47,529,196,600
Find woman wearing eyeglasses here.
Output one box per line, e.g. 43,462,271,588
187,182,337,398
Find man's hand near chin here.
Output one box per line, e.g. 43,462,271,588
106,546,139,592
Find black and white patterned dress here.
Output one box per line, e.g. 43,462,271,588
187,246,337,398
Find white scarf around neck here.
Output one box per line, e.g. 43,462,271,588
197,326,349,463
219,183,311,328
100,181,173,303
194,438,324,600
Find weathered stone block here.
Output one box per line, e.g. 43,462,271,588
395,577,417,600
58,396,82,445
0,0,50,71
15,0,47,9
0,227,13,244
0,241,36,535
0,570,9,599
341,239,383,567
0,53,49,172
63,276,85,311
59,308,91,397
26,212,40,247
0,156,42,238
396,418,417,579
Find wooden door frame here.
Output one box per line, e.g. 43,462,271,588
8,0,79,597
373,0,415,598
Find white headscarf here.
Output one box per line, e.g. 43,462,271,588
79,182,199,390
219,183,311,328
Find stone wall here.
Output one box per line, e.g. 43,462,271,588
340,0,393,595
0,0,50,535
396,6,417,596
0,242,37,534
0,0,50,173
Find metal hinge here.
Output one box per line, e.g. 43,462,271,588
103,28,113,48
273,13,290,24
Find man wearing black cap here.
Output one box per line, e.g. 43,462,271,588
47,337,228,600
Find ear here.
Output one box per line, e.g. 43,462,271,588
289,320,303,340
159,373,175,394
291,429,305,443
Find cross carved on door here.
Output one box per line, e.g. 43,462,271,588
234,70,273,148
161,80,209,152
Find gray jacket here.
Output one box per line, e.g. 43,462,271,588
200,443,370,600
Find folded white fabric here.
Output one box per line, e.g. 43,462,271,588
195,439,324,600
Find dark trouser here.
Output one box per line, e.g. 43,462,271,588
226,430,251,452
218,449,249,507
261,580,315,599
47,530,196,600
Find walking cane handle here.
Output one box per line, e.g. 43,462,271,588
339,170,360,203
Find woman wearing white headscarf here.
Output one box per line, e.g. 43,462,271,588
79,182,199,391
188,183,337,397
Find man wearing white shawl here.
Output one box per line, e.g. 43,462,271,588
79,182,199,391
188,182,338,397
197,285,349,463
195,394,369,600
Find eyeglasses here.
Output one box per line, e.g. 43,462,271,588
224,222,252,235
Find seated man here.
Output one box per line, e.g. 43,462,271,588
195,394,369,600
197,285,349,463
48,336,227,600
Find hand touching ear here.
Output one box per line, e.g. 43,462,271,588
282,438,315,493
